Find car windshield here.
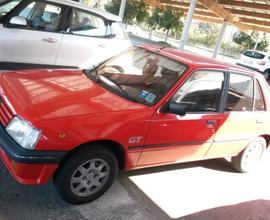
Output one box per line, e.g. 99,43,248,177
85,47,187,106
244,51,265,59
0,0,21,19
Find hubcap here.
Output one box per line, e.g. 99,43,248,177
243,142,263,171
70,159,110,197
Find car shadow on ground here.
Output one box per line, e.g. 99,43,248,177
121,158,235,177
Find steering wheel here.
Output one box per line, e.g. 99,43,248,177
105,65,124,74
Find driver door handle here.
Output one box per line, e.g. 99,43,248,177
98,43,106,48
256,119,263,124
42,38,58,43
207,120,216,125
207,120,217,128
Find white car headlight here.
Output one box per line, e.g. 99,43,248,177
6,116,41,150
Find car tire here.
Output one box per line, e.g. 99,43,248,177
53,145,118,204
231,137,266,173
263,70,270,81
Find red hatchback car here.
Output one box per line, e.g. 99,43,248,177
0,45,270,204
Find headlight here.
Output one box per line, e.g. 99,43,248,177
6,116,41,150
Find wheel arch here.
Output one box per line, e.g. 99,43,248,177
59,140,126,170
261,134,270,149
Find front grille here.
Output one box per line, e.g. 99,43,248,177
0,98,14,126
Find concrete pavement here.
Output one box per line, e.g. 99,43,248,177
1,150,270,220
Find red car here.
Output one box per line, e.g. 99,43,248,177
0,45,270,204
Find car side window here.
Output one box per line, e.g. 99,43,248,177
18,2,36,18
106,21,129,39
172,70,225,112
0,0,21,19
225,73,253,111
16,1,63,32
254,80,265,111
67,9,107,37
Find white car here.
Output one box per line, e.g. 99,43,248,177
237,50,270,79
0,0,131,69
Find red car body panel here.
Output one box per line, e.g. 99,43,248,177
0,45,270,185
0,69,145,122
0,149,57,184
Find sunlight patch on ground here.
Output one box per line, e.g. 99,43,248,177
129,154,270,218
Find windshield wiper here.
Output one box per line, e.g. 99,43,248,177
100,76,137,102
84,65,100,82
84,66,136,103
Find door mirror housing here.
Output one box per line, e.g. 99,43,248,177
9,16,27,27
161,101,187,116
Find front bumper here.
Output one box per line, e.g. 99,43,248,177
0,125,67,184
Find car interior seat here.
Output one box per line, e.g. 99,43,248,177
31,16,45,29
45,13,60,31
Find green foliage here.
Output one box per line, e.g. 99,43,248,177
146,7,182,42
82,0,93,5
159,9,181,33
188,22,219,48
233,31,269,52
221,41,242,59
104,0,119,15
134,0,148,23
157,41,173,48
159,8,183,41
146,8,162,30
105,1,183,41
105,0,148,25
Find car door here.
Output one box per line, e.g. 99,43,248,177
55,7,110,68
0,0,66,69
206,72,263,158
137,70,226,167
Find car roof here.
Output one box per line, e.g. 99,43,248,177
47,0,122,21
141,45,257,77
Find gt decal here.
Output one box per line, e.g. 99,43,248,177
128,136,143,144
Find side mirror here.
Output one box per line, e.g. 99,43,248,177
161,101,187,116
168,102,187,116
9,16,27,27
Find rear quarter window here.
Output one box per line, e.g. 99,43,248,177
225,73,254,112
254,79,266,111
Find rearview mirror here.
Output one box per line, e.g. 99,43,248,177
9,16,27,27
161,101,187,116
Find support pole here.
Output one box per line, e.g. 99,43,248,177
213,20,227,58
148,27,153,40
179,0,197,50
119,0,127,19
254,32,261,50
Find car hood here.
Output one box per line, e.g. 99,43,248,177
0,69,144,122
